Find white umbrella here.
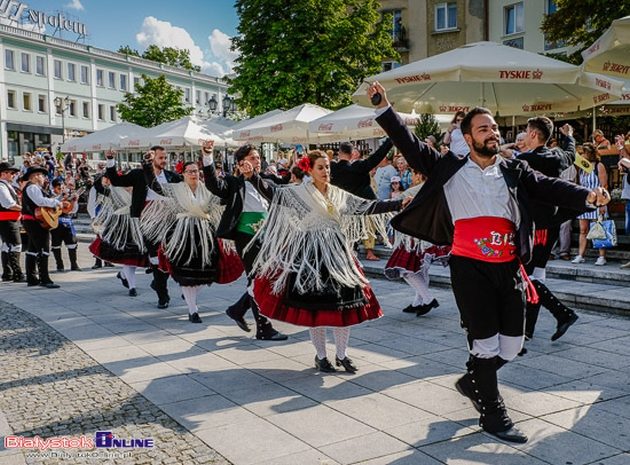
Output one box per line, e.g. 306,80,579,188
232,104,332,143
353,41,624,116
127,116,226,149
61,122,147,152
198,119,240,148
581,16,630,79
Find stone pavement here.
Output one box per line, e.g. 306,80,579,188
1,247,629,465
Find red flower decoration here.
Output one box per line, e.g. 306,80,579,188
296,156,311,173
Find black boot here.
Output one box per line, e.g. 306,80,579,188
533,281,578,341
150,267,170,308
469,356,527,443
38,254,60,288
225,292,251,332
252,298,287,341
68,248,81,271
92,257,103,269
524,302,541,340
51,248,64,272
25,253,39,286
1,251,12,281
9,252,24,282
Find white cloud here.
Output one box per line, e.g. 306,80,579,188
208,29,238,74
65,0,84,11
136,16,206,68
203,62,227,77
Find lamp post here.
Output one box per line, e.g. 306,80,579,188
54,96,70,143
207,94,237,118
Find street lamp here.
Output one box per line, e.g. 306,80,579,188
54,96,70,143
206,94,237,118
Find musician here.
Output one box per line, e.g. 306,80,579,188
21,166,61,288
106,147,182,308
50,178,81,272
0,162,24,282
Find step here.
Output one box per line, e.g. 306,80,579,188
360,258,630,316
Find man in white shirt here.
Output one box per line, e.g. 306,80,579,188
0,162,24,282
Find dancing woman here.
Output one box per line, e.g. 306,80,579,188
250,151,407,373
141,160,243,323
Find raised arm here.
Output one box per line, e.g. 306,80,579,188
202,153,230,199
104,152,135,187
350,138,393,173
556,124,576,171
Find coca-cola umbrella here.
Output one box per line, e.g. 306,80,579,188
581,16,630,79
353,41,624,116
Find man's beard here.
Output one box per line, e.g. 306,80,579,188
472,139,500,158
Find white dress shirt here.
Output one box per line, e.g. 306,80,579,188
25,184,60,208
0,180,18,209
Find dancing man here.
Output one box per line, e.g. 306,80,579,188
369,82,609,443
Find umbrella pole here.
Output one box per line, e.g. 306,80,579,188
511,115,515,141
592,107,597,134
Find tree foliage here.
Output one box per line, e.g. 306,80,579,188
541,1,630,63
117,74,192,128
229,0,399,115
414,114,441,141
118,45,201,72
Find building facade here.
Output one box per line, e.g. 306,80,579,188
0,24,228,162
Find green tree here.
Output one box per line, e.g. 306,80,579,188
229,0,398,115
117,44,201,72
117,45,140,57
541,1,630,63
414,114,441,141
117,74,192,127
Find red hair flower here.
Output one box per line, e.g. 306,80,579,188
296,156,311,173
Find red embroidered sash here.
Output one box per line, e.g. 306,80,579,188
452,217,517,263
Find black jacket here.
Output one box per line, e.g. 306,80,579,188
376,107,594,263
517,136,577,228
203,162,274,240
106,165,182,218
330,139,393,199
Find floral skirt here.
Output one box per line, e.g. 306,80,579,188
89,236,148,267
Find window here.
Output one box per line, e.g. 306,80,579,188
36,56,45,76
80,65,89,84
505,2,524,35
435,2,457,31
82,101,90,118
196,90,201,105
20,53,30,73
546,0,557,14
54,59,62,79
108,71,116,89
23,92,32,111
38,95,46,113
184,88,191,103
7,90,16,109
392,9,403,40
67,63,76,81
133,76,140,90
97,104,105,120
69,100,77,117
110,105,116,122
120,74,127,91
96,69,104,86
5,49,14,70
382,61,401,72
204,91,210,104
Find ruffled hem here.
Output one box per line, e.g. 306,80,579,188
89,237,148,267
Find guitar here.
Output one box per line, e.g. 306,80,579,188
60,187,86,214
34,205,62,230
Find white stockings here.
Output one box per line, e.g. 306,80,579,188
121,265,137,290
309,326,351,360
402,269,433,306
181,285,202,315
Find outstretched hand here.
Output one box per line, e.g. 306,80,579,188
587,187,611,207
366,82,390,109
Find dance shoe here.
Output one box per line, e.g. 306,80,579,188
314,356,336,373
551,313,578,341
335,356,358,373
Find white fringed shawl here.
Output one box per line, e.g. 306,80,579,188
140,182,223,266
249,179,395,296
93,186,146,253
390,183,430,252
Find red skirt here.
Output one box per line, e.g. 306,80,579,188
385,244,451,279
89,236,148,267
253,274,383,327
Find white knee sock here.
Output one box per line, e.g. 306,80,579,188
333,327,351,360
181,285,200,315
309,327,328,360
402,270,433,306
122,265,137,289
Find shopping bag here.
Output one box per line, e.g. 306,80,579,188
592,219,617,249
586,220,606,240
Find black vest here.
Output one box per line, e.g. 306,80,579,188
21,182,49,217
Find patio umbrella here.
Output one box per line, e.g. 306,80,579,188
353,41,624,116
232,104,332,143
581,16,630,79
126,117,226,149
61,122,147,152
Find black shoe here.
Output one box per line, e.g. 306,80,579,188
455,374,482,413
314,356,336,373
117,272,129,289
157,299,169,309
91,263,103,269
129,288,137,297
27,279,40,287
485,426,528,443
402,304,416,314
517,347,528,356
104,262,115,267
415,298,439,316
145,267,153,274
40,282,60,289
551,313,578,341
189,312,202,323
1,275,12,282
226,308,251,332
256,330,288,341
13,275,25,283
56,266,65,272
70,265,82,271
335,356,358,373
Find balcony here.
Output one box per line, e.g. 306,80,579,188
392,29,409,52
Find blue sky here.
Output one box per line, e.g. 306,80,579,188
19,0,239,77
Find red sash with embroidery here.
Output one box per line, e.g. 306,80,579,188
451,216,538,303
